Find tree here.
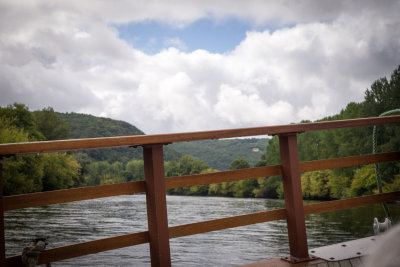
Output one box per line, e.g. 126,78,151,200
1,116,82,195
178,155,209,175
166,155,210,195
85,161,109,185
73,153,93,186
229,158,250,170
1,119,44,195
0,103,44,140
383,164,400,192
41,153,81,191
348,165,377,197
125,160,144,181
328,174,351,199
0,117,29,144
229,158,256,197
255,176,282,198
188,168,217,196
301,170,331,200
3,154,45,195
165,161,180,177
261,65,400,200
33,107,70,140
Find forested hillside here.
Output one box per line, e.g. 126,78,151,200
170,138,268,170
0,107,180,195
256,65,400,200
0,105,263,195
1,65,399,199
1,105,83,195
58,112,181,163
59,112,144,138
59,112,144,163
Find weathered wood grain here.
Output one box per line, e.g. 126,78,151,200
169,208,287,239
0,159,5,266
4,152,399,211
5,231,149,267
279,134,309,260
1,116,399,156
300,152,400,172
165,165,282,189
3,181,146,211
5,208,286,266
143,145,171,267
304,191,400,215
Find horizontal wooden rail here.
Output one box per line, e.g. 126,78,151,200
165,165,282,189
1,115,399,156
4,152,399,211
300,151,400,173
5,191,399,266
3,165,283,211
3,181,146,211
5,231,149,267
304,190,400,215
5,208,287,267
168,208,287,239
165,151,400,190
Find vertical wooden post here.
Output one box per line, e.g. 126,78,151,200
143,144,171,267
0,157,5,266
279,134,310,262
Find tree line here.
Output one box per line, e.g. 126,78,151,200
170,139,267,170
0,103,260,197
255,65,400,200
1,105,82,195
0,103,252,196
1,64,399,199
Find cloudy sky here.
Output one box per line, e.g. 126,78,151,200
1,1,400,134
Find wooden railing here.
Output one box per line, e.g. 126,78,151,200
1,115,400,266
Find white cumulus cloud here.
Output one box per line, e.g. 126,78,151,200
0,0,399,134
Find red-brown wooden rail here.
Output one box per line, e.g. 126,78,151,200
279,134,310,262
0,115,400,267
1,115,399,156
0,157,5,265
143,145,171,267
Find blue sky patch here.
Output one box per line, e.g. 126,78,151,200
114,18,270,54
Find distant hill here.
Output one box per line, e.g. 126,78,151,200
58,112,181,162
170,138,268,170
58,112,268,168
59,112,144,138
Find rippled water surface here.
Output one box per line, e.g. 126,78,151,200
5,195,400,266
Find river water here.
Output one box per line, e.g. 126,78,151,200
4,195,400,266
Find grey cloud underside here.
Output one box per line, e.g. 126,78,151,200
0,1,399,134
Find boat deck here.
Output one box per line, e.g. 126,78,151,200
239,256,365,267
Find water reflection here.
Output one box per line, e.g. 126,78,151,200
4,195,400,266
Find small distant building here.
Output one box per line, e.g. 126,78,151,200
252,147,260,152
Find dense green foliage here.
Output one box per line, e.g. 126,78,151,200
0,105,184,195
166,155,212,195
257,65,400,200
34,108,71,140
165,155,257,198
0,103,45,140
1,104,81,195
170,138,268,170
59,112,144,139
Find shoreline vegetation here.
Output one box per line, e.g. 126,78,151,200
1,65,399,200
